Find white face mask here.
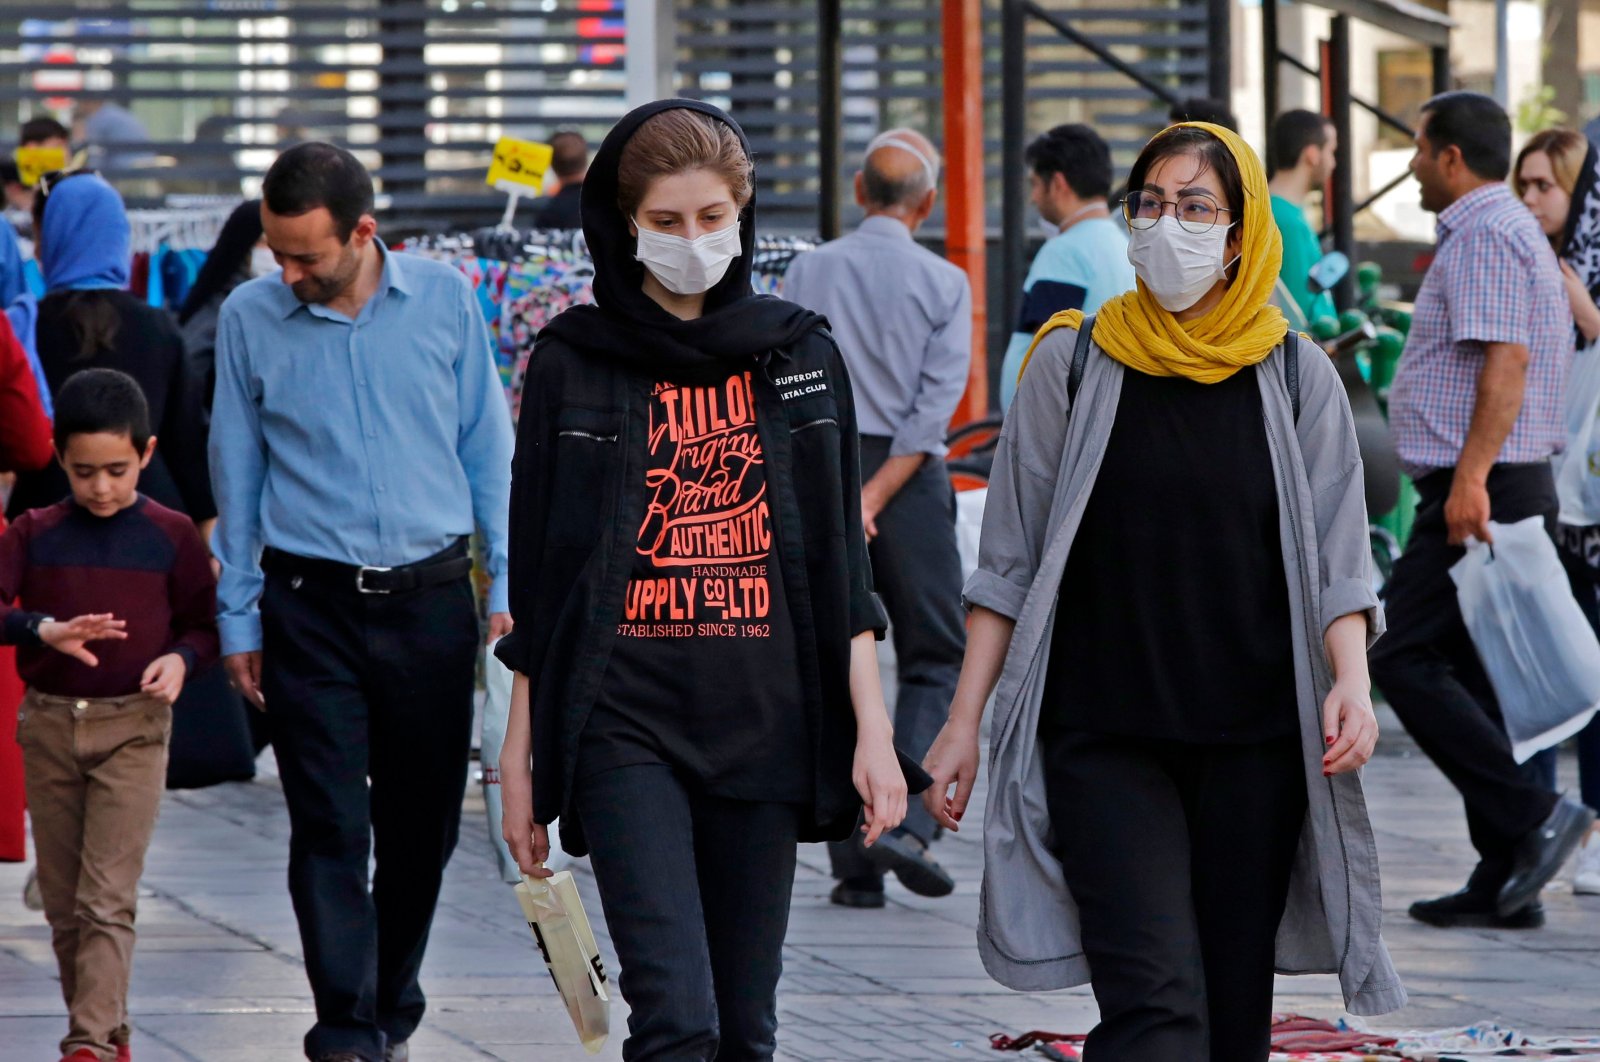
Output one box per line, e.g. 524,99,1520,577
1126,215,1239,313
249,245,279,278
634,220,742,296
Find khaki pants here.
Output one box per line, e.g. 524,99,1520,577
18,689,171,1062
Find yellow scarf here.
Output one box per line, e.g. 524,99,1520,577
1019,122,1287,385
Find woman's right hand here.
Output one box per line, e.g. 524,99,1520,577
921,714,981,832
499,752,554,879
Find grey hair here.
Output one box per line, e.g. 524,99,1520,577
861,135,938,209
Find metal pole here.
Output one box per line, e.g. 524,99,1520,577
1001,0,1027,351
1326,16,1355,310
378,0,427,200
1493,0,1510,106
818,0,842,240
944,0,989,419
1207,0,1231,103
1431,44,1451,96
625,0,677,107
1262,0,1279,133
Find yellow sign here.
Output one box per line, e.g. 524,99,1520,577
14,145,67,187
486,137,553,191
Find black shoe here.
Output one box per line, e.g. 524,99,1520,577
830,878,886,909
863,830,955,898
1409,888,1545,929
1498,798,1598,917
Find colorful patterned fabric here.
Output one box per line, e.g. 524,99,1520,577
1388,182,1572,474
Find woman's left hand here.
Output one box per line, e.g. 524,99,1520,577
852,726,908,847
1560,260,1600,342
1322,678,1378,776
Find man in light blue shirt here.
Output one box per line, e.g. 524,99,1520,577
209,143,512,1062
999,124,1135,408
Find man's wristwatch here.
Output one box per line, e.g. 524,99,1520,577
24,615,54,645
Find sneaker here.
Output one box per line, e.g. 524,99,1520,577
1409,888,1545,929
830,877,886,909
23,866,43,911
385,1041,409,1062
1575,828,1600,896
863,829,956,898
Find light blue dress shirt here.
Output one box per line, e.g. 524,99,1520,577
209,243,514,655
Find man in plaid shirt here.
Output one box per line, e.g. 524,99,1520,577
1372,92,1595,930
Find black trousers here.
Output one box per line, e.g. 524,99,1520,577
830,438,966,879
1042,730,1307,1062
575,763,800,1062
1369,464,1560,885
260,565,479,1061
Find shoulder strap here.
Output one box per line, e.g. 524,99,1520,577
1283,328,1301,424
1067,313,1096,407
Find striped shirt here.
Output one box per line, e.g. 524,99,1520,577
1388,182,1572,475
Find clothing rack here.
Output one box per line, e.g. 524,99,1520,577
127,203,241,255
398,228,819,418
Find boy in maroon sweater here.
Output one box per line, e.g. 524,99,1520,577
0,369,218,1062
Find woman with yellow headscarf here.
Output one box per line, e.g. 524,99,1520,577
920,123,1404,1060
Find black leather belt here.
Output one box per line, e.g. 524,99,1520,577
262,539,472,595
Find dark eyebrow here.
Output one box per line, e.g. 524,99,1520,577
1176,186,1219,199
1142,182,1165,195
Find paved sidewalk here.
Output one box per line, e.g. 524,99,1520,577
3,733,1598,1061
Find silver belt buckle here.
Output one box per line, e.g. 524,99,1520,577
356,565,394,594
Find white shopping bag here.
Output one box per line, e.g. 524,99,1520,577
1450,516,1600,761
1557,340,1600,526
955,487,987,586
483,641,572,882
514,870,610,1054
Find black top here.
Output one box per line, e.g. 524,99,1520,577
7,291,216,523
1042,365,1298,743
531,182,584,230
578,370,810,801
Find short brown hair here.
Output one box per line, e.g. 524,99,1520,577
1515,128,1589,200
616,109,754,218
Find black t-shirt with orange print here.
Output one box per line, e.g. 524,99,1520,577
578,369,811,802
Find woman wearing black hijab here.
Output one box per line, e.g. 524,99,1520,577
495,100,922,1059
178,199,267,417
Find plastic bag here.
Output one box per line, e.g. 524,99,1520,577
483,641,571,882
1450,516,1600,761
1557,339,1600,527
514,870,610,1053
955,487,987,586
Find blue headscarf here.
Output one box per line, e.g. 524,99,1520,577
0,221,48,416
39,174,131,294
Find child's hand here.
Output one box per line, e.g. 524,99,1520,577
39,614,128,666
140,653,187,704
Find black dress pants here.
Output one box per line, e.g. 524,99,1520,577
1041,730,1307,1062
829,437,966,879
575,763,800,1062
261,565,479,1061
1369,464,1560,886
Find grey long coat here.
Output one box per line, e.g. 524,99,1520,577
965,327,1407,1016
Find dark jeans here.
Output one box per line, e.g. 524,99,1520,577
261,564,479,1061
830,439,965,880
575,763,799,1061
1041,730,1307,1062
1556,532,1600,812
1369,464,1561,887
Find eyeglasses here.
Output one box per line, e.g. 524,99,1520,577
1120,191,1233,234
35,168,96,200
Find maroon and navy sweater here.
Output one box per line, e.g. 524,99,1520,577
0,496,219,697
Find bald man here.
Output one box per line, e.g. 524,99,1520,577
784,129,970,908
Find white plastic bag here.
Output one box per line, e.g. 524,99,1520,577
955,487,987,586
1450,516,1600,761
483,641,571,882
1556,340,1600,526
514,870,610,1054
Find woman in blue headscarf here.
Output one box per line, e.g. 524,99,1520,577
0,221,45,417
12,172,256,789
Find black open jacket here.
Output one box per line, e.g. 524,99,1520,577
494,99,926,854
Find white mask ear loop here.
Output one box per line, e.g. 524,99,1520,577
864,133,938,189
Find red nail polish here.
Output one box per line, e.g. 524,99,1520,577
1326,735,1335,745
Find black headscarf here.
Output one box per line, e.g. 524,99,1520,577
539,99,826,379
178,199,263,325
